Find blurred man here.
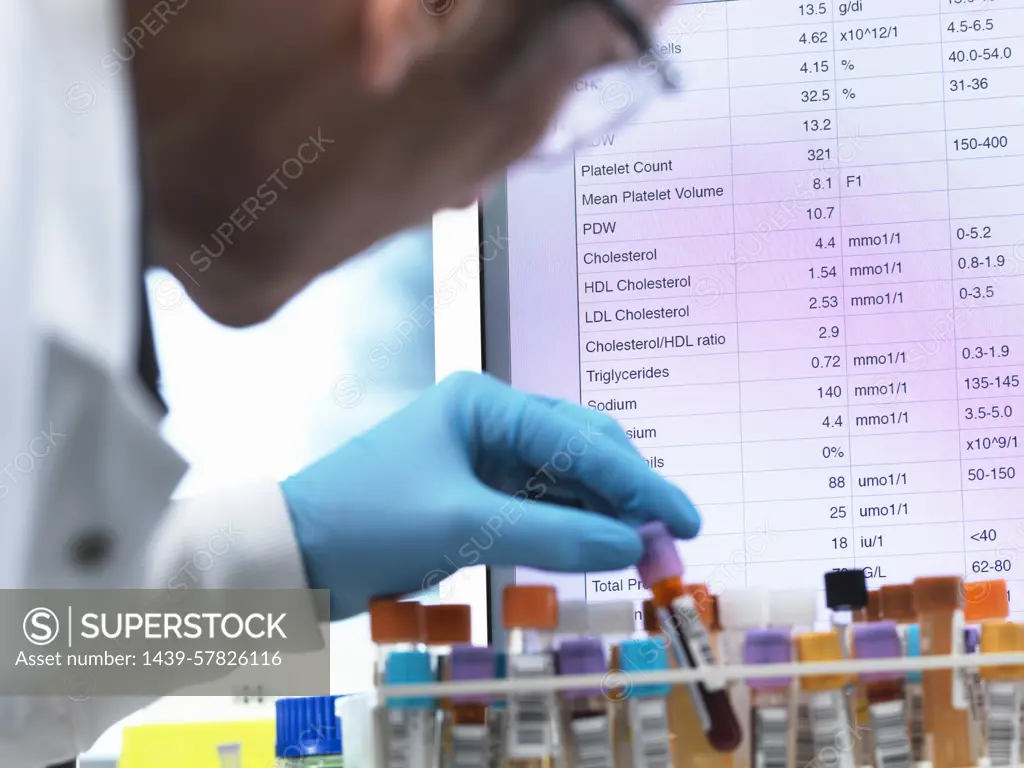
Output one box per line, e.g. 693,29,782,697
0,0,695,764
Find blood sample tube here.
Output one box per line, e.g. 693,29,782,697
717,588,771,768
794,631,856,768
912,576,972,768
673,585,734,768
745,628,795,768
878,584,924,763
824,570,868,657
979,620,1024,766
426,605,473,768
766,588,818,768
370,599,435,768
502,585,559,768
962,580,1009,762
447,644,497,768
491,652,508,768
635,522,742,752
852,621,911,768
619,635,675,768
823,570,867,761
556,638,613,768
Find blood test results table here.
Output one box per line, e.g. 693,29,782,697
563,0,1024,616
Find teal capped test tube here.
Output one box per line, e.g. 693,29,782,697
618,637,673,768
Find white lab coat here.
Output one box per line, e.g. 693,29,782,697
0,2,310,764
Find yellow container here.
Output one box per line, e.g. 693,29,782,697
119,719,275,768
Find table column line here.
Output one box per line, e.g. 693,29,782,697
937,0,970,580
724,1,748,588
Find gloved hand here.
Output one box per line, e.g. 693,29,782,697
281,372,700,620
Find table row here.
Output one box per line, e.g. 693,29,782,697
579,293,1024,331
654,2,1024,37
686,491,1024,536
583,102,1024,155
665,464,1022,505
577,170,1024,216
621,420,1022,460
580,318,1021,358
640,441,1023,480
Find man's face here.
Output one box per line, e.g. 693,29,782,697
131,0,653,326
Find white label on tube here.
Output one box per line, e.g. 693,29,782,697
906,684,925,762
951,610,968,710
657,605,712,733
450,724,489,768
754,707,790,768
795,702,815,768
385,708,430,768
869,700,912,768
570,716,613,768
628,697,673,768
671,595,725,692
506,653,555,759
986,682,1022,767
808,691,855,768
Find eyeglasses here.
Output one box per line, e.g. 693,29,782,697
530,0,684,160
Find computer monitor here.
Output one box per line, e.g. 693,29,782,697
440,0,1024,647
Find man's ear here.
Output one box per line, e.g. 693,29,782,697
362,0,480,92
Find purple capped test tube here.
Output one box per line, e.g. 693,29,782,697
853,621,904,683
557,637,614,768
447,645,496,768
853,621,913,768
745,628,795,768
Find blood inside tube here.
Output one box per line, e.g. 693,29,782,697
653,586,741,752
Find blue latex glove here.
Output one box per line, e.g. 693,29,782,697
281,372,701,620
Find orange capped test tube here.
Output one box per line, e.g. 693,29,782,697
979,620,1024,766
636,522,741,753
502,586,559,768
425,604,473,767
964,580,1010,761
369,599,434,768
794,632,856,768
912,576,972,768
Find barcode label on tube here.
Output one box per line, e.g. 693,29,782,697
754,707,790,768
795,701,815,767
986,682,1022,767
487,710,505,768
506,653,554,759
951,610,968,710
904,686,925,762
808,691,855,768
629,698,673,768
869,700,912,768
385,709,428,768
570,716,614,768
450,724,489,768
968,670,987,725
671,595,725,691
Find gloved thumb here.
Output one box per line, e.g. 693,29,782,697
467,487,644,573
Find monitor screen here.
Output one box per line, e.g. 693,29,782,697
486,0,1024,623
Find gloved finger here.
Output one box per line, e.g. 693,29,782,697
467,378,701,539
469,487,644,572
531,395,644,458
